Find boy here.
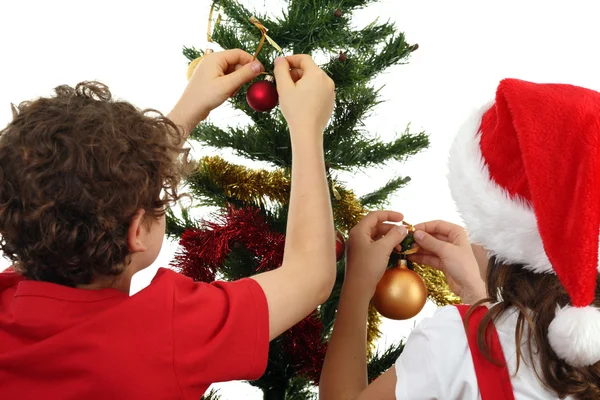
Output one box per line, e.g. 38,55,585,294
0,50,337,399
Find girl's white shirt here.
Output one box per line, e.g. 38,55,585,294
394,305,573,400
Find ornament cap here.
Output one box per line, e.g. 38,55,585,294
264,75,275,82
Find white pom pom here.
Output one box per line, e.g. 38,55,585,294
548,305,600,367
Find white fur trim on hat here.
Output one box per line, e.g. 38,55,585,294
447,101,600,273
548,305,600,367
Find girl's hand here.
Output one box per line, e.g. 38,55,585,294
407,220,486,304
170,49,264,133
344,211,408,298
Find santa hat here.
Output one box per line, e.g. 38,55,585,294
448,78,600,367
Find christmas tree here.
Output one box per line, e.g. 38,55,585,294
167,1,457,398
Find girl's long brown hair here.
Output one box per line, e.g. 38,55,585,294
470,257,600,399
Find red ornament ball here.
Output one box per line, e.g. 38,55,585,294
246,78,278,112
335,231,345,261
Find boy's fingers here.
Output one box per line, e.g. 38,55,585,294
274,57,294,92
225,63,245,74
289,68,304,82
280,54,320,72
221,61,263,92
217,49,255,70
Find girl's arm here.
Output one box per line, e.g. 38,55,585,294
319,211,407,400
320,217,485,399
320,279,398,400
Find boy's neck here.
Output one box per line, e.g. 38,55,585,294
77,266,137,294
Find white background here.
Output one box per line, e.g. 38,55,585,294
2,0,600,397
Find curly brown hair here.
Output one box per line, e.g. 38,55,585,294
0,81,187,286
469,258,600,400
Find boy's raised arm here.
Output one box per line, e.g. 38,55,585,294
250,55,336,340
168,49,264,137
168,51,337,341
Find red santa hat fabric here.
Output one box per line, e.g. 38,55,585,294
448,78,600,367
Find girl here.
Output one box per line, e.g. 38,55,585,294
319,78,600,399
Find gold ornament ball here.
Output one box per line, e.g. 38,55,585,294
373,260,428,320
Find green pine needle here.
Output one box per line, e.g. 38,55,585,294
367,342,406,382
360,176,412,208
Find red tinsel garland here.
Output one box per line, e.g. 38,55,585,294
172,206,326,382
284,312,328,383
172,207,285,282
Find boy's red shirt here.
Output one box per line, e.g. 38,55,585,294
0,267,269,399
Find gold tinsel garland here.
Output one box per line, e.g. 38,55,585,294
199,156,290,205
330,185,367,233
367,304,382,354
414,264,461,306
196,155,460,352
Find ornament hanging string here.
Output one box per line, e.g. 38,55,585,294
204,1,219,54
185,1,219,79
394,221,420,255
249,16,283,60
207,1,216,44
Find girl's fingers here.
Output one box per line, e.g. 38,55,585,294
407,254,442,269
372,223,400,240
414,220,469,246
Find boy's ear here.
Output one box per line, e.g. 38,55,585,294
127,209,148,253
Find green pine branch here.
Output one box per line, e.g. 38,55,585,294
363,33,413,78
212,0,415,77
221,244,260,281
367,342,405,382
348,21,397,54
165,207,199,239
191,122,427,172
285,376,317,400
191,121,292,168
339,0,381,8
324,84,382,148
250,335,291,395
360,176,412,208
183,46,203,63
201,389,222,400
327,127,429,169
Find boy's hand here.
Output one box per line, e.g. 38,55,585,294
273,55,335,137
407,220,486,304
344,211,407,298
171,49,264,133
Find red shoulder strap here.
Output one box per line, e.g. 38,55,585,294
455,305,515,400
